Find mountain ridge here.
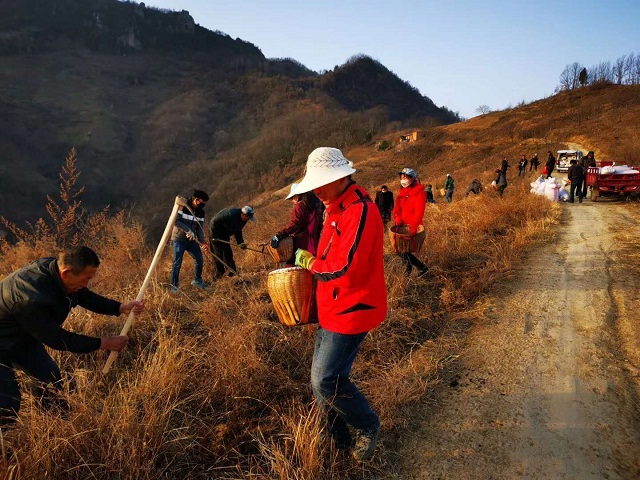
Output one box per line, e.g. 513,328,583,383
0,0,458,234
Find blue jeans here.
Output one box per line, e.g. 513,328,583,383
170,240,203,288
0,342,64,424
311,328,379,445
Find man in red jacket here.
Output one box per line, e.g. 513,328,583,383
393,167,428,277
292,147,387,462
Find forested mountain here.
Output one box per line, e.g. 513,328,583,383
0,0,459,232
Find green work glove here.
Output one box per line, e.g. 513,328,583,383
239,243,247,250
295,249,316,270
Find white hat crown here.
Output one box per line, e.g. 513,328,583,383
287,147,356,198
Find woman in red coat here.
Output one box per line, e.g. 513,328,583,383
393,167,428,277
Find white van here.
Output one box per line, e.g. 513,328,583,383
556,150,583,172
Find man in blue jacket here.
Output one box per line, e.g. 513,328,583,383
170,189,209,292
0,246,144,424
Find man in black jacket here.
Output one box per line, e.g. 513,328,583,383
0,246,144,424
529,153,540,172
209,206,254,278
546,151,556,178
374,185,394,225
579,151,595,198
567,159,586,203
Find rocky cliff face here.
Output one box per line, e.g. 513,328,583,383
0,0,263,57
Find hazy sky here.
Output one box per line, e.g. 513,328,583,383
146,0,640,119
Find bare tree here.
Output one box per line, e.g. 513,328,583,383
558,62,584,90
613,55,627,84
624,52,640,85
590,61,612,84
475,105,491,115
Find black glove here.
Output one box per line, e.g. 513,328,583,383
270,235,279,248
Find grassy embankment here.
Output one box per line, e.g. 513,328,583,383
0,150,559,479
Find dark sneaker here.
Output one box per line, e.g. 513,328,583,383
170,285,179,294
191,279,206,289
417,266,429,278
578,196,583,203
352,428,379,462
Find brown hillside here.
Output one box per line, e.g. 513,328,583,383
331,83,640,198
2,83,640,480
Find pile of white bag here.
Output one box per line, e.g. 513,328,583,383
599,163,639,175
530,176,564,201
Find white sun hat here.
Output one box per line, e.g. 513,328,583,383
285,182,300,200
288,147,356,197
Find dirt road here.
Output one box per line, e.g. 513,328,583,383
399,199,640,479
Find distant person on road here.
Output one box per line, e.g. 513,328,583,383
464,179,484,197
394,168,429,277
529,153,540,172
494,168,508,197
425,184,436,204
374,185,394,226
579,151,595,198
568,159,586,203
0,246,144,425
170,189,209,292
444,173,455,203
546,151,556,178
271,184,323,263
209,206,254,278
518,155,528,177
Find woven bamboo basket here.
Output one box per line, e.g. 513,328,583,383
389,224,426,254
265,236,293,264
267,266,315,326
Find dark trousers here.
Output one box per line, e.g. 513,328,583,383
0,343,63,425
547,167,554,179
400,253,426,275
569,181,583,202
210,240,236,277
580,177,588,198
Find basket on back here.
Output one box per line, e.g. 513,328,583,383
389,224,426,254
267,266,316,326
265,236,293,264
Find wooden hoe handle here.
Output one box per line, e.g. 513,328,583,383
102,196,186,374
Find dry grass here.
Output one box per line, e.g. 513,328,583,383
0,154,559,478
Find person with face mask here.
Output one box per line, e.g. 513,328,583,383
393,168,429,277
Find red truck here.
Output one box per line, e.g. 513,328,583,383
586,161,640,201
